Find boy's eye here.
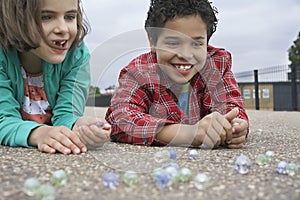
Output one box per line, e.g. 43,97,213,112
192,41,203,48
166,41,179,47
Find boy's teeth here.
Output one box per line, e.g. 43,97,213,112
176,65,192,70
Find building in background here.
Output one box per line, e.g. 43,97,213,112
235,65,300,111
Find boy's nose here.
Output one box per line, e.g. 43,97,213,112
177,46,193,61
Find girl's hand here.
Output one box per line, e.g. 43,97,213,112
28,126,87,154
74,117,111,149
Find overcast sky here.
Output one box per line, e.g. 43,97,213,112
82,0,300,89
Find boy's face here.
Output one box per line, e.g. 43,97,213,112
150,15,208,84
31,0,78,64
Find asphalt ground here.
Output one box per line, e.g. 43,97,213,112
1,107,299,200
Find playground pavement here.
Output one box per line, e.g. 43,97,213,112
1,107,299,200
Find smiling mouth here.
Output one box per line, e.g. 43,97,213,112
174,64,193,71
51,40,67,50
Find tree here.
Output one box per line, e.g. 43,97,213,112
288,31,300,69
288,31,299,111
89,85,100,96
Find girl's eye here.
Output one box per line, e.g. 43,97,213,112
41,15,51,21
65,15,76,21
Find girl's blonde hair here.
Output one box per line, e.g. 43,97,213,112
0,0,90,51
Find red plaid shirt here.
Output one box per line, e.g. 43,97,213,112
105,45,248,146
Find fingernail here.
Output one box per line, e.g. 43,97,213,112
64,149,71,154
50,149,56,154
74,148,80,154
82,146,87,152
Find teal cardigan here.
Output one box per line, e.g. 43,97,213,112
0,42,90,147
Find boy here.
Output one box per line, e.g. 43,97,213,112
105,0,249,149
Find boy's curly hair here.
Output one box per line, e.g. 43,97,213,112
145,0,218,43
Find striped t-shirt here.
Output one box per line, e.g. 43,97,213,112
20,67,52,125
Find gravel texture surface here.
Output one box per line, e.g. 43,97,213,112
1,107,300,200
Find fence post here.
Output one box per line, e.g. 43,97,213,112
291,64,298,111
254,69,260,110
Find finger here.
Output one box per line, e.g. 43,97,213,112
93,120,111,131
78,126,97,146
38,143,56,154
89,125,110,140
224,109,240,143
227,143,243,149
69,137,87,153
231,118,248,133
216,116,233,144
54,129,83,154
202,135,215,148
225,108,239,122
230,134,246,144
74,130,89,153
211,120,226,145
198,113,223,148
65,128,88,153
209,112,231,145
102,123,112,131
77,128,94,146
206,128,222,147
232,130,247,139
206,128,220,147
205,113,224,146
80,126,108,147
49,139,72,155
38,134,72,155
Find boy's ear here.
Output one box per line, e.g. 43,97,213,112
148,36,156,53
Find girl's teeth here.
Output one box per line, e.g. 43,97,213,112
53,41,66,46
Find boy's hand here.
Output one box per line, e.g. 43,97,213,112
226,117,248,149
28,126,87,154
156,108,245,149
196,109,238,148
74,117,111,149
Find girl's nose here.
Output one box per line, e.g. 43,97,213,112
53,19,68,34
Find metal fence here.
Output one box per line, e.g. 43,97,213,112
234,64,291,83
234,64,300,111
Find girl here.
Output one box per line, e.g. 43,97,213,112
0,0,111,154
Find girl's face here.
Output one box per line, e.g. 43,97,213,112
150,15,208,84
31,0,78,64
